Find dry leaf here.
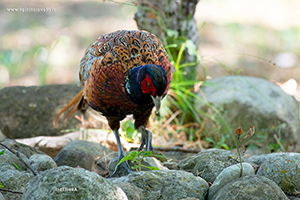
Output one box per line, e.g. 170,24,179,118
235,126,243,141
240,125,255,143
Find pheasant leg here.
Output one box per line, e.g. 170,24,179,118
138,126,153,152
109,129,132,177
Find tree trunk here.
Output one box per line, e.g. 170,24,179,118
134,0,200,79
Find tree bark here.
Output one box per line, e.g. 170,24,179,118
134,0,200,77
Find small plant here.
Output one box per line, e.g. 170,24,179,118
116,150,164,171
234,125,255,177
206,134,230,150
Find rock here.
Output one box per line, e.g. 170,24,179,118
28,154,57,172
112,170,209,200
54,149,95,170
0,139,46,158
208,163,255,200
95,152,117,176
211,175,288,200
0,130,5,141
54,139,113,171
196,75,300,147
163,161,180,170
231,148,266,158
143,156,168,170
0,165,33,200
180,198,200,200
22,166,128,200
114,182,143,200
158,149,198,161
246,152,300,166
256,153,300,195
0,149,29,171
178,149,239,183
0,84,108,139
0,193,4,200
55,139,113,159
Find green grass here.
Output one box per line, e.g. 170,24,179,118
156,33,235,148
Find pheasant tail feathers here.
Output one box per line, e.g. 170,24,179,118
53,89,84,127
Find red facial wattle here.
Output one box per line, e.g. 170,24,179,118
141,74,156,96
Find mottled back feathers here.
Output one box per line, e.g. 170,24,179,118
79,30,172,117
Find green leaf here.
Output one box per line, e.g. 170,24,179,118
126,127,135,135
13,163,21,171
127,151,138,160
144,166,160,171
116,151,138,168
141,152,153,160
138,150,148,156
0,149,5,156
185,39,197,55
164,44,177,49
131,165,139,170
0,182,3,189
151,154,165,158
221,143,230,150
206,137,216,145
166,29,179,39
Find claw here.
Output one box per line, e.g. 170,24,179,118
109,159,132,178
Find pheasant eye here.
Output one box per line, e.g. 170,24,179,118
146,80,152,88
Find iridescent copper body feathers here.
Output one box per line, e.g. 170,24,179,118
54,30,173,176
80,30,172,119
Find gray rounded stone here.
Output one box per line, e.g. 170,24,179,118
208,163,255,200
55,139,113,159
114,182,143,200
22,166,127,200
112,170,209,200
246,152,300,166
211,175,288,200
0,85,107,139
178,149,239,183
54,139,114,171
196,75,300,147
256,153,300,195
0,149,29,171
54,149,95,170
28,154,57,172
0,165,33,200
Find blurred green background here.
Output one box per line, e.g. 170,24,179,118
1,0,299,97
1,0,300,150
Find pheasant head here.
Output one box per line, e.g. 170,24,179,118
125,64,169,114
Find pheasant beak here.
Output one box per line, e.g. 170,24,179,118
151,96,162,115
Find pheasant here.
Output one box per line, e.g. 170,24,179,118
53,30,173,177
